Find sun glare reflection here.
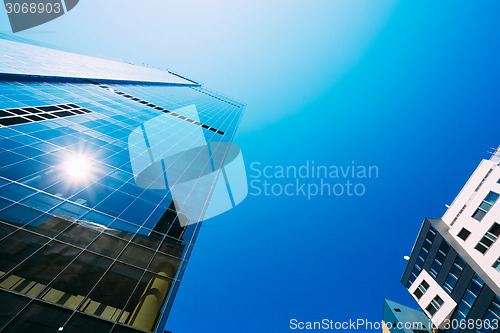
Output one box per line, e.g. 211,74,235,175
64,155,92,180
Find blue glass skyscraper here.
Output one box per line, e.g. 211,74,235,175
0,34,244,333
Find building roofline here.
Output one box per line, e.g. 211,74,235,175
0,72,201,87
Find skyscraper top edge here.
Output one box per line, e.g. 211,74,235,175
0,33,198,86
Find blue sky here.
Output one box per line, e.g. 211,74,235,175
2,1,500,332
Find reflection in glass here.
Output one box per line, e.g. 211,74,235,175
81,262,143,322
0,290,30,330
0,230,48,278
0,241,80,297
63,155,92,180
121,272,173,332
118,244,154,269
3,301,71,333
40,252,112,309
88,233,128,259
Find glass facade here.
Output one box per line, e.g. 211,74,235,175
406,226,437,288
476,296,500,333
0,38,244,333
443,255,466,293
429,239,450,278
451,276,484,333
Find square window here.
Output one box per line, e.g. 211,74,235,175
414,280,429,300
457,228,471,241
485,192,500,204
425,295,444,317
473,208,487,221
493,259,500,272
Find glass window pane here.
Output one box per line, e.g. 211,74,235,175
473,209,486,221
0,221,15,238
0,230,48,279
480,202,493,211
159,238,184,259
3,301,71,333
56,224,100,248
457,228,471,241
0,204,48,227
82,262,143,320
1,241,80,297
40,252,112,309
64,313,114,333
20,192,64,213
118,244,154,269
0,182,37,202
493,259,500,272
24,216,72,238
111,325,141,333
131,231,163,250
148,253,180,278
119,272,173,332
88,234,128,259
485,191,500,204
0,290,30,327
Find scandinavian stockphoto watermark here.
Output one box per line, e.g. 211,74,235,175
249,161,378,199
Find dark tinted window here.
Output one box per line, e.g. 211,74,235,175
3,301,71,333
457,228,471,241
40,252,112,309
88,234,128,259
64,313,114,333
0,230,48,278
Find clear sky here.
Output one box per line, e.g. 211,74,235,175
2,1,500,332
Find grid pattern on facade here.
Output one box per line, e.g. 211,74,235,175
406,226,437,288
0,103,92,126
476,296,500,333
84,80,226,135
443,255,466,293
0,78,244,333
451,276,485,333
